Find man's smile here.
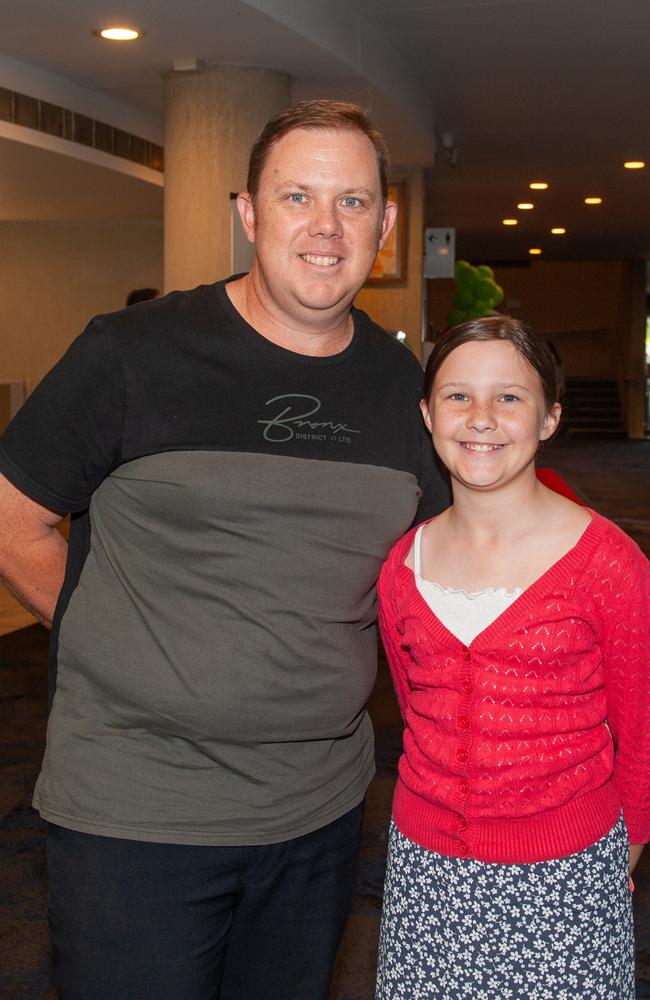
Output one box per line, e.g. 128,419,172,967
300,253,342,267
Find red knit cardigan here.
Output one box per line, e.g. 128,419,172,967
377,510,650,864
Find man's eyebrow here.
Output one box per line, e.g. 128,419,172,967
274,182,376,199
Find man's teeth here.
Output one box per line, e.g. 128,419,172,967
461,442,504,452
301,254,339,266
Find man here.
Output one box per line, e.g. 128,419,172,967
0,101,447,999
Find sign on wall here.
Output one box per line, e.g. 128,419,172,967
423,227,455,279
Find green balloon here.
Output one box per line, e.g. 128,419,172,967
473,299,491,316
458,267,480,289
454,260,472,280
477,264,495,280
476,278,497,301
447,308,468,327
492,283,505,306
455,285,474,308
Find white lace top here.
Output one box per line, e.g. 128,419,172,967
413,525,523,646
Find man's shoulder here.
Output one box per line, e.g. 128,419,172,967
92,281,226,340
352,306,423,376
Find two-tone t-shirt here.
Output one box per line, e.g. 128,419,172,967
0,277,448,844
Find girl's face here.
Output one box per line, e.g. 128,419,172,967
420,339,560,493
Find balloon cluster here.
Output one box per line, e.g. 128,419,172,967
447,261,504,328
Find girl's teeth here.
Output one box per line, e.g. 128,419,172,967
462,443,503,452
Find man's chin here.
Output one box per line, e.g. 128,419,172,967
292,279,361,315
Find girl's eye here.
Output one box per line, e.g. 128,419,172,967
500,394,519,403
449,393,468,401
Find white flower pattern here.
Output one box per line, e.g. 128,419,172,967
376,816,634,999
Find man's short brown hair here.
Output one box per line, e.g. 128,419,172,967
247,99,390,203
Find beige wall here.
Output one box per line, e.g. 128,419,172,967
0,220,163,388
427,258,647,438
355,166,424,357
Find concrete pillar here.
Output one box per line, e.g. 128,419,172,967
163,65,290,292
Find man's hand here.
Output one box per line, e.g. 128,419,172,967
0,473,68,629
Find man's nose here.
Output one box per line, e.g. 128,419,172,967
308,202,342,238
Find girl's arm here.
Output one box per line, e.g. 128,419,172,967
629,843,644,873
377,560,413,720
601,533,650,854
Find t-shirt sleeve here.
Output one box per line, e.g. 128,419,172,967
0,318,125,513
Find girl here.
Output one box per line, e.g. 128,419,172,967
376,316,649,1000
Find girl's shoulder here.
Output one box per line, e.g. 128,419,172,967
385,517,437,566
586,509,649,579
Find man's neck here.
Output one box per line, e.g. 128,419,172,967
226,273,354,357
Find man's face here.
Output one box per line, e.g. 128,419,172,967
238,127,396,327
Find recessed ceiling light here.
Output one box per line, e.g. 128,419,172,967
550,227,566,235
502,218,518,226
584,197,603,205
623,160,645,170
528,248,542,255
517,202,534,210
94,27,143,41
529,182,549,190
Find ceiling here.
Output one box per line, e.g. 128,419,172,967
0,0,648,262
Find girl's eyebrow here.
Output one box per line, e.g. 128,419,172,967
436,381,531,392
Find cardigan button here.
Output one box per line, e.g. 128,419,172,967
456,747,469,763
461,680,473,695
459,779,470,795
458,841,469,856
462,649,471,661
458,715,470,730
458,817,468,831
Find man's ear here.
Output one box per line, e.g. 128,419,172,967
236,192,256,245
378,199,398,250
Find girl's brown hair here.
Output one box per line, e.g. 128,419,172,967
423,315,558,412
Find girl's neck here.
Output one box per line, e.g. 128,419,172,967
445,472,550,545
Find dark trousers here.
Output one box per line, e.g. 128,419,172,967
46,803,363,1000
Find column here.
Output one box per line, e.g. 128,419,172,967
164,65,290,292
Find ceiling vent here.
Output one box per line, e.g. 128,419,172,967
0,87,163,172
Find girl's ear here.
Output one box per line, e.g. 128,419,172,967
420,398,433,434
540,401,562,441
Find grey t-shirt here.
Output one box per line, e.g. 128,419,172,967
0,279,448,844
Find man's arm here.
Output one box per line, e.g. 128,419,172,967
0,473,67,629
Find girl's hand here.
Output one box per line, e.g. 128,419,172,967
629,843,645,874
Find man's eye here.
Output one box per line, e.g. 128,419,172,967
342,197,360,207
289,193,305,203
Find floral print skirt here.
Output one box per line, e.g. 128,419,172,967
376,815,634,1000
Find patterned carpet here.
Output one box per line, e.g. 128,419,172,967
1,438,649,999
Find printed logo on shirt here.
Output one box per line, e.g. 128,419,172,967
257,394,360,444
